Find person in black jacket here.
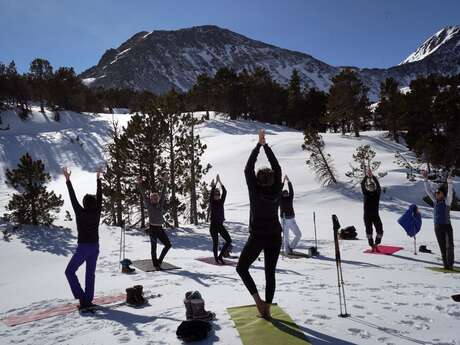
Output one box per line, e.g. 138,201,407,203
63,167,102,310
236,129,282,320
209,174,232,264
361,169,383,252
280,175,302,255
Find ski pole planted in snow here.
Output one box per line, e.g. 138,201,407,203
313,212,318,256
332,214,350,318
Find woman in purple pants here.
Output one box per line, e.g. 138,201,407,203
63,167,102,310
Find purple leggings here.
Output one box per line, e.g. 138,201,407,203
65,243,99,304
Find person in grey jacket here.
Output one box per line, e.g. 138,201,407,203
423,171,455,270
137,175,171,270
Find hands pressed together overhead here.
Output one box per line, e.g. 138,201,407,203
258,129,266,146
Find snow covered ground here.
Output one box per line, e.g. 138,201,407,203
0,108,459,345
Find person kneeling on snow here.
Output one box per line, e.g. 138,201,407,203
63,167,102,310
280,175,301,255
361,169,383,252
423,171,455,270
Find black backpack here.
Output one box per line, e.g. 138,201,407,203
176,320,212,342
339,226,358,240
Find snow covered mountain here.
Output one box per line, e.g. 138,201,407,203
400,26,460,64
79,25,337,95
80,25,460,100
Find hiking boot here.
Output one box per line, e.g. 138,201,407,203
373,245,380,253
122,266,135,274
184,293,194,320
190,298,215,321
126,287,139,306
217,255,225,265
133,285,146,305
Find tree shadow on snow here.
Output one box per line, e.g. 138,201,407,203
201,117,295,136
0,112,111,176
12,224,76,256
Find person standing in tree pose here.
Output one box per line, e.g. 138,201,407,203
237,129,283,320
64,167,103,310
137,175,171,270
209,174,232,264
280,175,302,255
361,169,383,252
423,171,455,270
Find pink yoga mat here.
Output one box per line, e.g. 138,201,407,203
3,294,125,327
364,245,403,255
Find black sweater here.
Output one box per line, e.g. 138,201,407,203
245,143,282,235
280,182,295,218
361,176,381,216
210,184,227,224
66,179,102,243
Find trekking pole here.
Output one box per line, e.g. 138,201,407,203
332,215,350,318
338,255,349,317
313,212,318,255
122,223,126,261
282,216,286,259
119,226,123,269
414,235,417,255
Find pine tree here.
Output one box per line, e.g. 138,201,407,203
160,91,186,227
5,153,63,225
345,145,382,182
375,78,404,142
29,58,53,113
302,128,337,186
181,112,211,224
287,69,304,128
327,69,370,137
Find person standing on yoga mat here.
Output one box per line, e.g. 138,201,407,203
361,169,383,252
423,170,455,270
236,129,283,320
280,175,301,255
209,174,232,264
63,166,103,310
137,175,171,270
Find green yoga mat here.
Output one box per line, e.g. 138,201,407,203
227,304,310,345
426,266,460,273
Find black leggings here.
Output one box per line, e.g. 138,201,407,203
210,222,232,260
236,233,282,303
364,213,383,247
149,225,171,266
435,224,454,268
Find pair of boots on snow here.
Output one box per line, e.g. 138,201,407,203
126,285,147,306
183,291,215,321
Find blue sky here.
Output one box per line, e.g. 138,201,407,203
0,0,459,73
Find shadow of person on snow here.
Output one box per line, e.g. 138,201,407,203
270,318,358,345
391,253,446,267
93,307,181,337
349,316,430,345
312,255,383,269
162,269,240,288
12,224,76,256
